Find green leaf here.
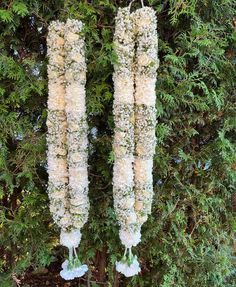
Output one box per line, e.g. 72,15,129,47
12,2,29,17
0,10,13,23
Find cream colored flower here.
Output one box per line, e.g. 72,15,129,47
66,31,79,42
133,7,158,227
56,36,64,46
138,53,151,66
64,18,89,232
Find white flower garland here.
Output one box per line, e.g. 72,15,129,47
47,19,89,281
112,6,141,277
112,7,140,248
47,8,158,279
133,7,159,227
47,20,71,231
113,5,159,277
63,19,89,244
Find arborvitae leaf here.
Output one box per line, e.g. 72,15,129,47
0,9,13,23
12,2,29,17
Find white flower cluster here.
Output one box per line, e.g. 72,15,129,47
60,258,88,280
47,21,71,230
113,6,158,277
47,19,89,279
134,7,159,226
116,253,141,277
64,19,90,233
112,7,139,248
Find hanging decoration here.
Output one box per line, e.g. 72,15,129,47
112,4,159,277
46,19,89,281
47,2,158,279
133,7,159,230
47,20,72,236
112,6,142,277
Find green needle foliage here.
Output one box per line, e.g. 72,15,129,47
0,0,235,286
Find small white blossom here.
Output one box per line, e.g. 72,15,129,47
60,260,88,279
116,255,141,277
119,228,141,248
74,264,88,277
60,269,76,280
60,229,81,248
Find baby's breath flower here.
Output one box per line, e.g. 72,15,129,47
47,19,89,279
46,21,71,230
133,7,159,226
112,7,138,247
113,6,159,277
64,19,89,239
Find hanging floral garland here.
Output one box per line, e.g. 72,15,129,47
112,6,141,277
47,19,89,281
47,20,72,233
113,5,159,277
64,19,89,240
47,5,158,279
133,7,159,229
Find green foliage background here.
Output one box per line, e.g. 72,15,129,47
0,0,236,286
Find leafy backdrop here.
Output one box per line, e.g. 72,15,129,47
0,0,235,286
